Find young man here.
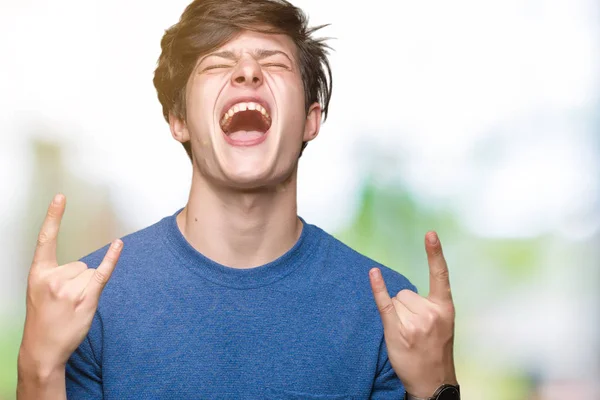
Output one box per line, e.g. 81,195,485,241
17,0,459,399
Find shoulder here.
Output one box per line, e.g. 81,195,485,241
308,222,418,296
77,212,176,298
78,212,179,318
78,213,172,268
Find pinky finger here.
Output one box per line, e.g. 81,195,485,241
86,239,123,300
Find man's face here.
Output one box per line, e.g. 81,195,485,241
171,30,321,190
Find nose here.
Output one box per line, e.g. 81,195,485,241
231,56,263,88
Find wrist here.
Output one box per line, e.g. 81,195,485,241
405,382,460,400
405,375,458,399
17,347,66,385
17,363,66,400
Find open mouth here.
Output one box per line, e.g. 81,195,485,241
220,101,272,143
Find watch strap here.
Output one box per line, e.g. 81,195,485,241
405,384,460,400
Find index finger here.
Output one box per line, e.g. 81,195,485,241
369,267,399,329
32,194,66,266
425,231,453,304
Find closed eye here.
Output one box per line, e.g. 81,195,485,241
262,63,290,70
202,64,233,72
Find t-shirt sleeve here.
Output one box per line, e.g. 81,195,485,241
65,314,103,399
370,339,406,399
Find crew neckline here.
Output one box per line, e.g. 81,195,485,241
161,208,320,289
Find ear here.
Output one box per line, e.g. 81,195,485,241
169,113,191,144
303,102,322,143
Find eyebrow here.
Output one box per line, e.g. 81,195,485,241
253,49,292,63
199,49,293,64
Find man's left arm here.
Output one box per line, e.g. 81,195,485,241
370,231,458,399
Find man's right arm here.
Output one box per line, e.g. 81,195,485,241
17,194,121,399
16,355,66,400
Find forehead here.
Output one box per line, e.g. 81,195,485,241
218,30,297,58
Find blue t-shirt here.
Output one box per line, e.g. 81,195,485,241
66,210,416,399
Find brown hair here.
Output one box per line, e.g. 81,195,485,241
153,0,333,160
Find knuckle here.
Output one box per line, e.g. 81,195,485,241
413,320,427,335
422,312,438,332
93,269,108,286
46,207,59,219
47,277,62,296
104,248,119,264
36,231,51,246
104,254,116,265
403,334,416,349
403,320,417,339
68,289,85,305
371,279,386,292
427,309,440,322
57,287,73,301
431,246,443,257
378,302,395,315
434,268,450,281
443,303,456,320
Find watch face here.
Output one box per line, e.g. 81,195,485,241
437,386,460,400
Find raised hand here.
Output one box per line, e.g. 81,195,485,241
18,194,122,386
369,232,457,398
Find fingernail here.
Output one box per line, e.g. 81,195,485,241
370,268,381,279
427,232,438,245
52,194,64,205
112,240,122,249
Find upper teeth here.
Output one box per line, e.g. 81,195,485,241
221,101,270,123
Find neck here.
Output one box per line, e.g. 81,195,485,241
176,167,302,269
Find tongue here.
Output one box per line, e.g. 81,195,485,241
228,130,263,141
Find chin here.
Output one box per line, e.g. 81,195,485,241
215,162,270,188
219,159,295,191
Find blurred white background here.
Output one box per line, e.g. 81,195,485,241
1,0,599,398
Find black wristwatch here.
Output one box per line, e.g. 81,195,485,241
405,384,460,400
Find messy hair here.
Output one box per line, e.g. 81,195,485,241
153,0,333,160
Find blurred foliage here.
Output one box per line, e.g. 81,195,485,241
0,324,20,400
336,181,461,283
335,181,545,292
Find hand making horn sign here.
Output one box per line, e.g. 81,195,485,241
369,232,459,400
17,194,122,400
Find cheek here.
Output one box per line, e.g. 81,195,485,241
271,75,306,125
287,75,306,111
287,87,308,132
185,78,220,131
